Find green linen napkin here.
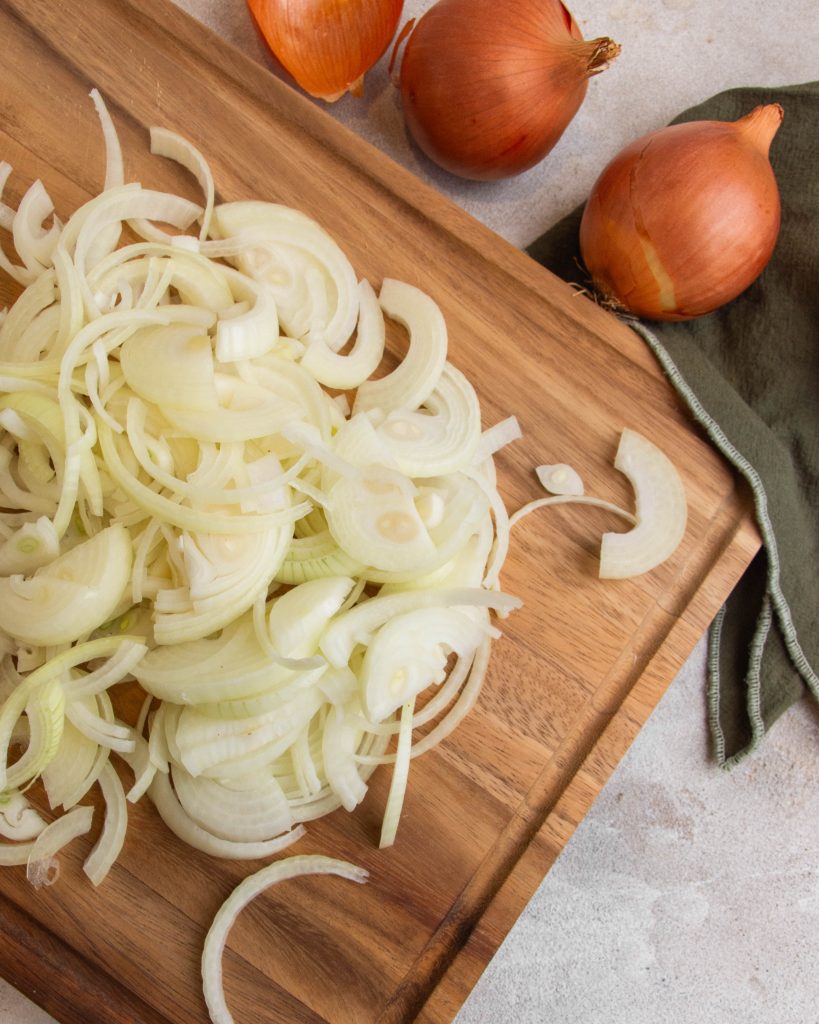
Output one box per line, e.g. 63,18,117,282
527,82,818,766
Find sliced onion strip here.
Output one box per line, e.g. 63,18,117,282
148,770,305,861
148,126,215,242
353,278,448,415
378,697,414,849
25,804,94,887
202,854,368,1024
83,760,127,886
599,428,687,578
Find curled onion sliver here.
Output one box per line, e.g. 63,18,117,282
202,854,368,1024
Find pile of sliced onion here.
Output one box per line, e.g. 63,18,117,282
0,91,686,1023
0,89,523,875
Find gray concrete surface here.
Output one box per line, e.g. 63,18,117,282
1,1,817,1021
456,640,819,1024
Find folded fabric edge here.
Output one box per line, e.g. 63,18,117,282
707,597,772,768
627,319,819,766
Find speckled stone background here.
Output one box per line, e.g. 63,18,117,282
1,1,817,1021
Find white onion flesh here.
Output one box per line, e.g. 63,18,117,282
0,93,687,1024
148,126,215,242
0,789,48,841
599,429,687,578
26,804,94,887
378,698,414,848
299,279,385,388
0,524,133,646
353,278,448,415
82,760,127,886
148,768,305,861
42,714,108,811
202,854,368,1024
510,429,686,581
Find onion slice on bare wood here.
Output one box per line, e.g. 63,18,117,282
201,854,368,1024
599,428,687,578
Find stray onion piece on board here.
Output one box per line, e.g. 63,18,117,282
599,429,687,578
510,428,687,579
247,0,404,101
398,0,620,180
579,104,784,320
202,855,368,1024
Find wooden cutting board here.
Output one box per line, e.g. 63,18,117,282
0,1,760,1022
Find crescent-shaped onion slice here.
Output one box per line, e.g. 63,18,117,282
599,428,687,579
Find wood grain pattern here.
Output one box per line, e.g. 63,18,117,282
0,1,759,1022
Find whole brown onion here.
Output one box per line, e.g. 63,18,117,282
398,0,619,181
248,0,404,101
579,104,784,321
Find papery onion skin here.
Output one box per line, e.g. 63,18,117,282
398,0,620,181
579,104,784,321
247,0,405,101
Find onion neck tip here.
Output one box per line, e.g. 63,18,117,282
586,37,621,76
738,103,785,154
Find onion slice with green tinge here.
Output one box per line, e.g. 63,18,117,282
0,524,132,646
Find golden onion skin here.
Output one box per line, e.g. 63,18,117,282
579,105,783,321
247,0,404,101
399,0,619,181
